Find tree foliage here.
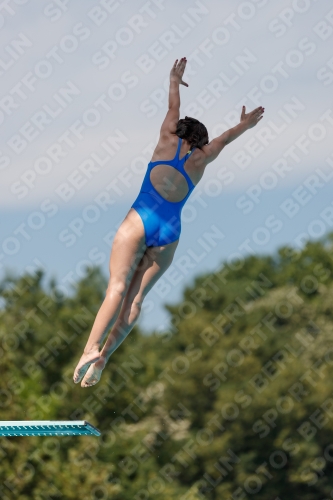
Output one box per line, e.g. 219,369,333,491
2,234,333,499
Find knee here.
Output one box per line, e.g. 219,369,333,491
106,281,127,299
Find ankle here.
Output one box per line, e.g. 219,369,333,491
96,356,106,369
84,344,100,355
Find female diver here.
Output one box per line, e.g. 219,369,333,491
73,57,265,387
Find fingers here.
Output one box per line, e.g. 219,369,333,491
171,57,188,84
250,107,264,117
179,59,186,73
239,105,266,118
176,57,187,72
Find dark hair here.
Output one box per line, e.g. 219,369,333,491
174,116,209,150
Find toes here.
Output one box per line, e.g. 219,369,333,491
81,376,98,387
83,377,95,386
73,365,89,384
81,380,94,388
73,354,101,383
79,360,103,387
75,365,92,383
81,375,93,387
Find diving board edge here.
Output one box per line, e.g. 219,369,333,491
0,420,101,437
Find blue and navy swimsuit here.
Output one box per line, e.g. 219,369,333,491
131,137,196,247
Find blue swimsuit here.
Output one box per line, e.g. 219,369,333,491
131,137,196,247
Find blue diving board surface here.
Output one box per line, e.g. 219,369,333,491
0,421,101,437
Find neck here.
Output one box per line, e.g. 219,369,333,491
182,139,192,150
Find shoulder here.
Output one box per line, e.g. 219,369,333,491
191,144,213,166
200,139,227,165
150,134,179,162
158,132,179,148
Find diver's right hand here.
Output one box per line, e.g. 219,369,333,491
170,57,189,87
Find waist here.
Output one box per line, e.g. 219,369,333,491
131,189,190,212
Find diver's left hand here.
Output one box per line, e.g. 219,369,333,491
170,57,188,87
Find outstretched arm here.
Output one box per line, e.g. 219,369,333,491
160,57,188,137
204,105,265,163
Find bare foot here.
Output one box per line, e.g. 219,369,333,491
73,350,101,384
81,357,106,388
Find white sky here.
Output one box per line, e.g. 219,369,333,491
1,0,333,209
1,0,333,333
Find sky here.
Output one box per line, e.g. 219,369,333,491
1,0,333,334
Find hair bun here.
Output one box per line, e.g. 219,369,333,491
174,117,209,150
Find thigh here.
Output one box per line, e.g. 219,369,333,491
122,238,179,308
108,208,147,292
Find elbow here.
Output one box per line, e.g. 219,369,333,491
220,131,230,145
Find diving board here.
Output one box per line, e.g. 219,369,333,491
0,421,101,437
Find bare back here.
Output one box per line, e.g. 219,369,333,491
149,135,209,203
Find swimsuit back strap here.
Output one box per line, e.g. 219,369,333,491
180,147,196,189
